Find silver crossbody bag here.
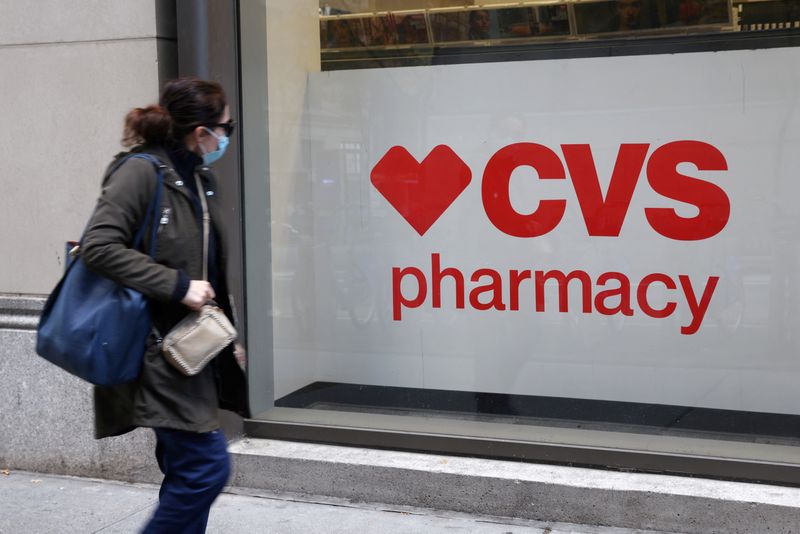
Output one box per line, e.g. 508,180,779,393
161,174,237,376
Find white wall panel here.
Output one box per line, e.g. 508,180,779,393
267,47,800,414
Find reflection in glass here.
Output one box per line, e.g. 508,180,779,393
430,6,570,43
321,13,431,49
318,0,800,69
738,0,800,30
574,0,731,34
321,18,364,49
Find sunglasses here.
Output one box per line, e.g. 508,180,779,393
206,119,236,137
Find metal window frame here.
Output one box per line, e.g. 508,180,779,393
183,0,800,486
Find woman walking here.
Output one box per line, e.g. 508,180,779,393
81,77,248,533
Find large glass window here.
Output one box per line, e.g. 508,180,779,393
243,0,800,480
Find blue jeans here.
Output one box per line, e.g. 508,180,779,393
142,428,230,534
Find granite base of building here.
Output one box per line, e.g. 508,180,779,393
0,295,161,483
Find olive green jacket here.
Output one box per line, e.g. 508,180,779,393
82,146,248,438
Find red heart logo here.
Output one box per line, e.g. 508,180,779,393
370,145,472,236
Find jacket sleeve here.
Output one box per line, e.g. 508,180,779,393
81,156,183,303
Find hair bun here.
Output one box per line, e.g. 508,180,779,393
122,105,172,147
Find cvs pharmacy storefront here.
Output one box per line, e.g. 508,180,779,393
230,0,800,484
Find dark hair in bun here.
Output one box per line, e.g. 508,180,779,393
122,77,227,147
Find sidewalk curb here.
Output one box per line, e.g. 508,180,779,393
229,438,800,534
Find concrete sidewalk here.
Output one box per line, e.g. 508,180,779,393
1,471,674,534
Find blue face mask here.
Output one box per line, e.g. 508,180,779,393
201,127,229,166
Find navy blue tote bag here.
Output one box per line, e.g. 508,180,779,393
36,154,165,386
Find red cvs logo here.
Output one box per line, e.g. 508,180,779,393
373,140,730,241
375,140,730,335
370,145,472,236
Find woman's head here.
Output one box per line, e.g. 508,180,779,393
122,78,230,158
469,9,490,37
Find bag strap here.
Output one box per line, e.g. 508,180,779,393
194,173,210,281
128,154,166,258
80,153,165,259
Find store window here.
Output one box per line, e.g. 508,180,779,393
243,0,800,481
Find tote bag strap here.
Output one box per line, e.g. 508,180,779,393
127,154,166,258
78,153,165,259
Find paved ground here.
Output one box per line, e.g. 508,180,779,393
0,470,678,534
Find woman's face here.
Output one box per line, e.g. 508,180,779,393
196,105,231,154
471,11,490,34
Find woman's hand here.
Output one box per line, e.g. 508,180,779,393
233,343,246,370
181,280,215,310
